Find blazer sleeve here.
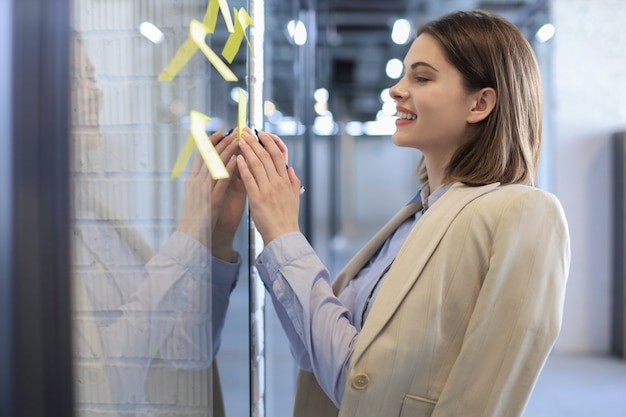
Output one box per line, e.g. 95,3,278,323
431,189,570,417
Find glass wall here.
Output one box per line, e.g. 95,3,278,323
70,1,251,416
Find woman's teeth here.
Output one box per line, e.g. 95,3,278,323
396,111,417,120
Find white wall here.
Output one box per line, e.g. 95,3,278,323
552,0,626,353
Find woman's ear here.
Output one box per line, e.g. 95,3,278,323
467,87,496,124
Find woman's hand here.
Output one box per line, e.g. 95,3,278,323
177,129,246,261
236,129,301,245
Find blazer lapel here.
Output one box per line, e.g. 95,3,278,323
331,199,423,295
351,182,500,364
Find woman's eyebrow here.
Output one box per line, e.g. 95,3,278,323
410,61,439,72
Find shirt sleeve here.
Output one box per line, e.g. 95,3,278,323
256,232,359,407
100,231,240,368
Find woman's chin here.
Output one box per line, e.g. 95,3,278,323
391,132,413,148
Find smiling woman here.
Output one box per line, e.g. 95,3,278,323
235,9,570,417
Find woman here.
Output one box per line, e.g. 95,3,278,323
236,10,570,417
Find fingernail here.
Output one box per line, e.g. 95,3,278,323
255,129,265,147
220,128,234,141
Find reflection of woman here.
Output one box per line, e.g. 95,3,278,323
237,10,570,417
70,35,245,416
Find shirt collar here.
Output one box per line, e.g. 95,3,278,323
418,182,453,211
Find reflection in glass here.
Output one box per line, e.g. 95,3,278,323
69,1,249,416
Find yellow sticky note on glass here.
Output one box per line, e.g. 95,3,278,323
158,38,198,82
190,111,229,179
159,0,239,83
204,0,235,33
190,20,238,82
170,135,197,179
222,7,255,63
237,88,247,139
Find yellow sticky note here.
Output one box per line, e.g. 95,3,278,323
158,38,199,82
203,0,235,33
170,135,197,178
190,20,238,82
222,7,254,64
237,87,247,139
159,0,238,82
190,111,229,179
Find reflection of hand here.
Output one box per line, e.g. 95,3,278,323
236,129,301,246
177,130,245,261
211,129,247,262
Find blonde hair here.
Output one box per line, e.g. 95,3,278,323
418,10,543,186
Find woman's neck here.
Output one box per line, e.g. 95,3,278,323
424,159,447,191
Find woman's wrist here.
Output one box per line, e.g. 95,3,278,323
211,232,236,262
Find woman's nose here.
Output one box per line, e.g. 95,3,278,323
389,80,406,101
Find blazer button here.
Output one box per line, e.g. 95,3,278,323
351,372,370,390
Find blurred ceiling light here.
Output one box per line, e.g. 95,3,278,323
314,87,329,103
313,114,338,136
391,19,411,45
363,119,395,136
230,87,248,103
345,121,363,136
276,117,306,136
314,101,328,116
535,23,555,43
382,101,396,117
139,21,164,44
268,109,283,124
380,88,393,103
287,20,308,46
264,100,277,116
385,58,403,79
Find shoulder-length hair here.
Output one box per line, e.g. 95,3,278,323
417,10,543,186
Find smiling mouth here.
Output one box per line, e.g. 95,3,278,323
396,111,417,120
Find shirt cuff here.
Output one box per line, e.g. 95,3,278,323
255,232,315,283
161,231,240,287
212,252,241,288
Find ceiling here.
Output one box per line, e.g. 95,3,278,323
266,0,549,123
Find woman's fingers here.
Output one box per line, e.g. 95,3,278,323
236,153,259,197
211,155,236,212
237,130,273,185
265,132,289,166
212,130,236,158
286,165,302,197
256,130,289,175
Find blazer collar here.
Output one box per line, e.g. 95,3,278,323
350,182,500,364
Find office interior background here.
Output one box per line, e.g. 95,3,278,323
1,0,625,416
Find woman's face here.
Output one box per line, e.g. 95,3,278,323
390,33,477,163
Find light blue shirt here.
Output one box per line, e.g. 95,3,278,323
256,183,452,407
75,230,239,412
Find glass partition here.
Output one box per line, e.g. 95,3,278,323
70,0,251,416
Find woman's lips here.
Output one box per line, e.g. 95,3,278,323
395,108,417,126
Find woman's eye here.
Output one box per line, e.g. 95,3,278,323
414,76,429,82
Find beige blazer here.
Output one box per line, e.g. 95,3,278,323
293,182,570,417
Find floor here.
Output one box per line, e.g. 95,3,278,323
524,354,626,417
